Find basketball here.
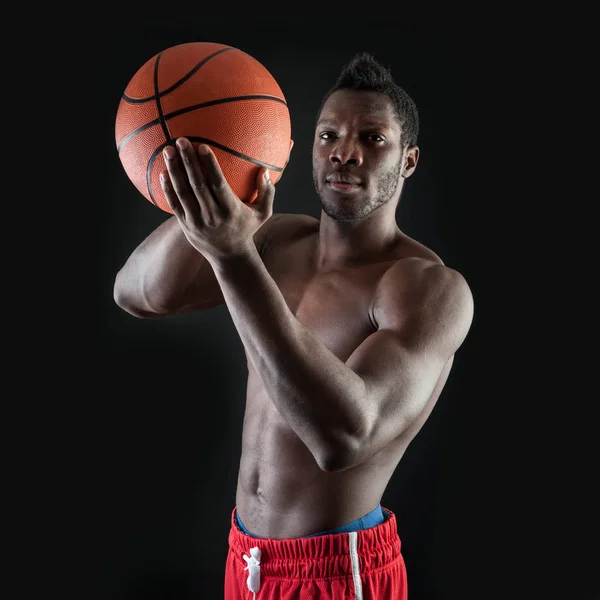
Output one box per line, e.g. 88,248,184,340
115,42,292,213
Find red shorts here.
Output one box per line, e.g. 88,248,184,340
224,505,407,600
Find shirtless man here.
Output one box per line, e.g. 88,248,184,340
113,52,474,600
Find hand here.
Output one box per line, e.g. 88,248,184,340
160,137,275,264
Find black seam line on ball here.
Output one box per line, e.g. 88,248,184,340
116,95,288,153
123,47,235,104
146,137,284,207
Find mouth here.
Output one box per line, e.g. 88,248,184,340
327,181,361,192
325,174,362,192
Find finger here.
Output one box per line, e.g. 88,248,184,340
175,138,216,221
159,171,183,216
253,167,276,218
163,143,201,222
197,145,235,210
283,138,294,172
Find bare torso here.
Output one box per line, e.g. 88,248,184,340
236,215,454,538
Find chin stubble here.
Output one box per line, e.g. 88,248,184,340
312,155,403,224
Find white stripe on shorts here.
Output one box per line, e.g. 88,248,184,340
349,531,363,600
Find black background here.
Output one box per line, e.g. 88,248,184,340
83,13,515,600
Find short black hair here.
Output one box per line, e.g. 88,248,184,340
317,52,419,148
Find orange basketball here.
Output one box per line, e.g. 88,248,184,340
115,42,292,213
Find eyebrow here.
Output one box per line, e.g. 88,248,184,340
317,119,391,130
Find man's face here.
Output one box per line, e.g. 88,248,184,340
312,89,405,224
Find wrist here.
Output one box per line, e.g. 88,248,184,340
208,242,261,274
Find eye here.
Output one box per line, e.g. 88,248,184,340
366,133,385,142
318,131,337,140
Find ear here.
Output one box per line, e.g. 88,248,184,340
402,145,419,178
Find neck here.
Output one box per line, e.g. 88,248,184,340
314,208,402,271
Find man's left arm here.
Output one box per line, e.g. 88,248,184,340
211,252,474,472
159,138,474,472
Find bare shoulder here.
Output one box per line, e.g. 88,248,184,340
265,212,318,230
255,212,318,254
374,257,474,352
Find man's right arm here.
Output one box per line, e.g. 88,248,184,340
113,213,282,318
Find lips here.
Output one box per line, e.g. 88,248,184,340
325,173,362,185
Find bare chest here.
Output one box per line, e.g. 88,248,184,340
262,243,395,361
239,238,401,505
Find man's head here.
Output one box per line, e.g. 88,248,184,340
312,53,420,224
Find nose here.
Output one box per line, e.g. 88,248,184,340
329,139,363,166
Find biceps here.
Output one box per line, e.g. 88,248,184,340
347,330,447,442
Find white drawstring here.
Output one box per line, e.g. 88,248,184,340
243,546,262,599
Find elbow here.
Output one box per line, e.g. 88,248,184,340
113,277,137,316
317,435,363,473
113,269,130,309
113,274,158,319
317,412,368,473
318,455,353,473
113,280,128,311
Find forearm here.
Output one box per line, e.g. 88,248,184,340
211,246,366,469
114,217,206,314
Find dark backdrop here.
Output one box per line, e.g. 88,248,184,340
90,15,491,600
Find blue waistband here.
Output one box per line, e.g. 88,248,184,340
236,504,386,539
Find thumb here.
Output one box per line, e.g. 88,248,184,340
253,167,276,218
